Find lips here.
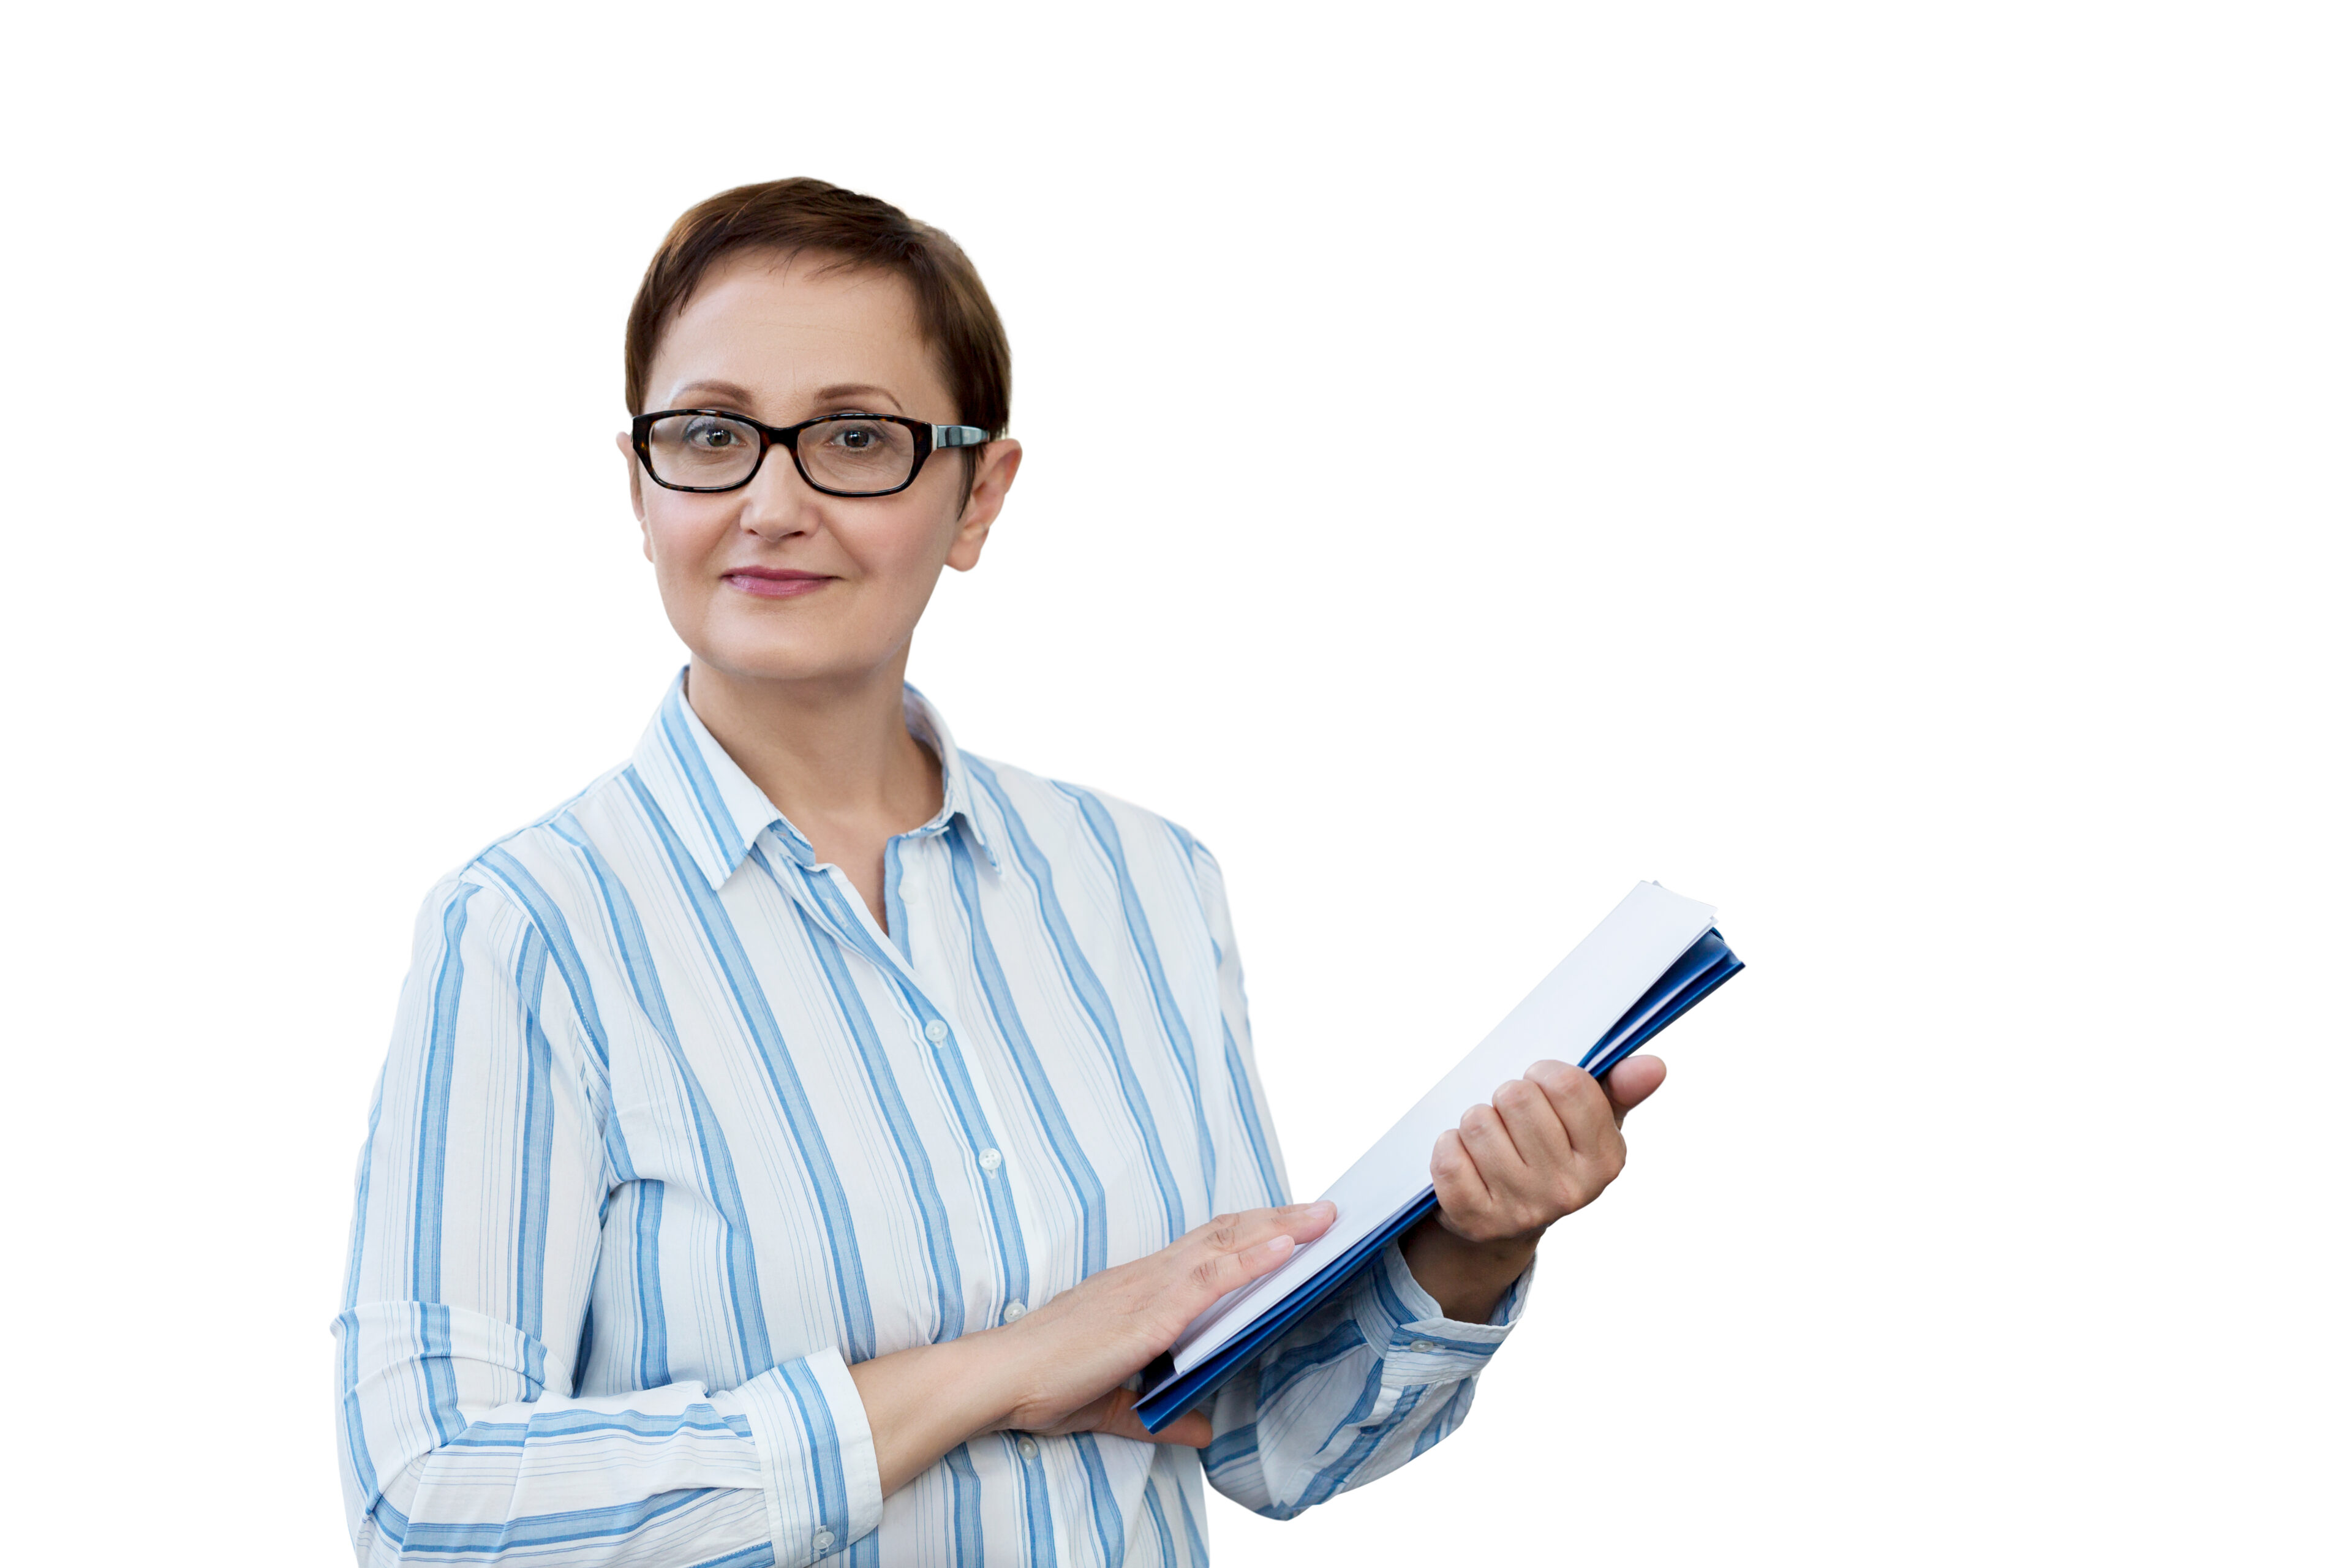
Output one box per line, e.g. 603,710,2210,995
723,567,834,600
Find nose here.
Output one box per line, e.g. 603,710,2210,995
736,442,824,541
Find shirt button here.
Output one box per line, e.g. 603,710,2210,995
1409,1339,1438,1353
1001,1300,1026,1323
978,1148,1003,1172
924,1020,949,1044
1017,1437,1039,1459
813,1527,835,1552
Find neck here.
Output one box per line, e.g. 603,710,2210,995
682,652,941,837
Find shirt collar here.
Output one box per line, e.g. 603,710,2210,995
628,668,1000,891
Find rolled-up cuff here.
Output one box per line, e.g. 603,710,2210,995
732,1350,883,1564
1352,1241,1533,1386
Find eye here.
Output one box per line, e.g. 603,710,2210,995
816,417,897,453
684,417,745,449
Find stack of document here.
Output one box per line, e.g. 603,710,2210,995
1135,881,1743,1431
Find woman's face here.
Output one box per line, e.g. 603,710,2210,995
624,251,1019,692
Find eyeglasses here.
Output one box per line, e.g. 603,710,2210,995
630,409,991,497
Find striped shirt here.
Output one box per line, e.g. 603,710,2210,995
336,673,1526,1566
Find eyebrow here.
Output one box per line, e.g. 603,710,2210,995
666,379,906,414
809,382,903,410
668,379,760,407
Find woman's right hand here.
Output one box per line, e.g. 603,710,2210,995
993,1200,1337,1448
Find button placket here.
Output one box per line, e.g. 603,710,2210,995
884,857,1036,1348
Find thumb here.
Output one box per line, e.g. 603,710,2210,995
1600,1055,1667,1125
1084,1388,1213,1449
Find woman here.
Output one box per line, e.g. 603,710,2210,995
335,178,1665,1566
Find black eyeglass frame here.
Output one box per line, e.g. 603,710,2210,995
629,409,992,497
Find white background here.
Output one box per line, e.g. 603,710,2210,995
3,3,2345,1562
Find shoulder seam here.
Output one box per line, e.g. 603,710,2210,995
434,763,633,889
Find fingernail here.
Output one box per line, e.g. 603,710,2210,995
1305,1200,1335,1221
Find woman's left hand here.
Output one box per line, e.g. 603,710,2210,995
1431,1055,1664,1243
1400,1055,1666,1321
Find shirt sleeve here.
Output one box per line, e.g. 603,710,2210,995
1182,837,1532,1518
334,873,883,1567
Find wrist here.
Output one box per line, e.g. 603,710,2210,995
851,1329,1026,1457
846,1328,1037,1500
1401,1215,1541,1322
968,1317,1049,1433
1411,1212,1543,1266
1453,1226,1544,1270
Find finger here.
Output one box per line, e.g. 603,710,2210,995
1186,1200,1336,1259
1170,1202,1333,1312
1599,1054,1667,1126
1491,1075,1576,1180
1223,1204,1336,1250
1457,1100,1526,1186
1523,1060,1618,1152
1157,1410,1215,1448
1430,1127,1490,1215
1082,1389,1214,1449
1182,1227,1303,1305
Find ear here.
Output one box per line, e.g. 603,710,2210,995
944,438,1023,573
617,431,651,560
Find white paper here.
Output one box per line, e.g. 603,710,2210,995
1166,880,1720,1374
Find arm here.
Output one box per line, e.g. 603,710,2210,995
1402,1053,1669,1321
337,876,881,1566
1175,835,1665,1516
1170,839,1502,1513
1198,1063,1665,1517
340,876,1334,1562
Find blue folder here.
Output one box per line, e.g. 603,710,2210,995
1134,929,1743,1432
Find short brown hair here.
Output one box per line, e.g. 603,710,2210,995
624,178,1011,441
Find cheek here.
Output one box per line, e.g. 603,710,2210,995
832,499,960,582
640,503,734,631
643,499,730,569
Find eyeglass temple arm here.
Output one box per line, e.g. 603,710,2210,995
932,425,990,447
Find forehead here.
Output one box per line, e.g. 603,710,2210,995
648,250,947,415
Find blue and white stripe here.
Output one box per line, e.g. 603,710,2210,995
336,671,1523,1566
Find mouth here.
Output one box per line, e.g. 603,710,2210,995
722,567,835,600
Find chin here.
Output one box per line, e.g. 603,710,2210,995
691,629,894,689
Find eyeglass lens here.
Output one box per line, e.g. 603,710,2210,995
643,413,918,494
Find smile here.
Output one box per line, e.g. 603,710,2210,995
722,568,834,600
